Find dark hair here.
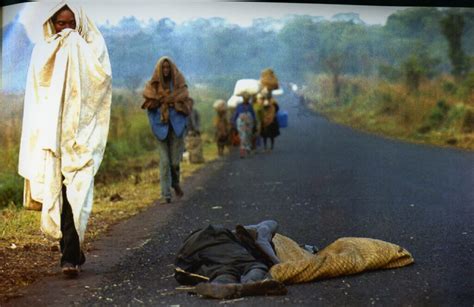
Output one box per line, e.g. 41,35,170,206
51,5,73,23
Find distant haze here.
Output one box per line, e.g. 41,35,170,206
3,1,405,42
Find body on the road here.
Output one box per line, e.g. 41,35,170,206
175,220,286,299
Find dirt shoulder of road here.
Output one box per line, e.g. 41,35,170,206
0,147,222,304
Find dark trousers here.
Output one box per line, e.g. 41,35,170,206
263,137,274,149
212,268,269,284
210,262,269,284
60,184,85,266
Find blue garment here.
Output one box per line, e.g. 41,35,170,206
231,103,256,127
148,108,188,141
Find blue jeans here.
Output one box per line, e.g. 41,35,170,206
156,129,185,199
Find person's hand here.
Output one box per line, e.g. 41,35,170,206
141,98,160,110
163,93,176,106
56,28,75,39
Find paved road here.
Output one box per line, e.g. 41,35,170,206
10,92,474,306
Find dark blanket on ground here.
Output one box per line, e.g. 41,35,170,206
175,224,268,285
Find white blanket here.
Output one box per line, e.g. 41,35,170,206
18,2,112,243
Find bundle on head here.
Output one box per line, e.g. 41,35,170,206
260,68,279,91
233,79,261,97
213,99,226,111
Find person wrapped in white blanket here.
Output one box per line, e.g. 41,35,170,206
18,2,112,277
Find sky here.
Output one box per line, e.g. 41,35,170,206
3,1,406,42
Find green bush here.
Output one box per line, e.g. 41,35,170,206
457,72,474,100
418,100,450,133
378,64,401,81
377,91,400,115
442,80,457,94
462,108,474,133
0,173,23,209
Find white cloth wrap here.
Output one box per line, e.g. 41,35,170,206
18,3,111,243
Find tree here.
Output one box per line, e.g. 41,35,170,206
278,16,322,82
402,56,423,93
401,47,440,93
441,13,469,80
324,53,344,99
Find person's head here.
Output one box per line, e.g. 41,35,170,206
242,93,250,103
161,59,171,79
256,93,264,105
261,87,272,100
51,6,76,33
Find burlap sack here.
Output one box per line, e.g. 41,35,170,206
185,135,204,164
271,234,414,284
260,68,279,91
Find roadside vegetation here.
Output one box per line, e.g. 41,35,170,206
302,73,474,149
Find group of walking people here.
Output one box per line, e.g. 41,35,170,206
213,69,281,159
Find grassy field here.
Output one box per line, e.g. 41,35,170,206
302,74,474,150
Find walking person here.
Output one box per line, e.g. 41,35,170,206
142,56,192,204
18,2,112,277
185,98,205,164
261,90,280,151
252,93,265,153
231,94,256,158
213,99,230,156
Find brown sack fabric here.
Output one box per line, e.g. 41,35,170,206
142,57,191,122
270,234,414,284
260,68,279,91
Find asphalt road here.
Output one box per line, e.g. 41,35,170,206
10,92,474,306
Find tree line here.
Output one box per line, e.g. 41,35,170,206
2,7,473,94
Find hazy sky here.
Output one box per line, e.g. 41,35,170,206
3,1,406,42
